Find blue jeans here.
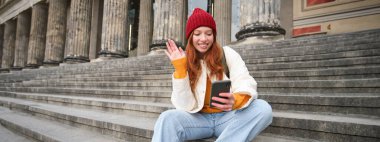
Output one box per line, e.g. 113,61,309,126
152,99,273,142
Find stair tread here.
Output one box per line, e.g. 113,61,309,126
0,107,123,142
0,97,157,130
4,91,173,107
0,123,35,142
274,110,380,126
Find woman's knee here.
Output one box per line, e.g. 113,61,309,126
254,99,273,123
157,109,187,124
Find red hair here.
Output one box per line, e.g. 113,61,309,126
186,32,224,92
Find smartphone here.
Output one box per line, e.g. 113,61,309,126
210,80,231,108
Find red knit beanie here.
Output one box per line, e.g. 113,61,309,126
186,8,217,39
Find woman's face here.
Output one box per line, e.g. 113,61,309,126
192,26,214,54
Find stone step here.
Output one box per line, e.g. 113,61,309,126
258,78,380,93
238,40,380,59
0,107,126,142
17,78,380,92
1,66,378,89
27,65,380,83
247,56,380,71
55,74,172,82
252,66,380,81
0,91,173,117
24,52,380,82
0,87,172,103
266,110,380,142
0,97,379,141
33,69,173,81
0,98,155,142
260,92,380,117
20,80,173,90
233,29,380,51
244,46,380,64
0,122,36,142
0,102,311,142
1,90,378,119
21,65,378,84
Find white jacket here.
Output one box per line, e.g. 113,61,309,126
171,46,258,113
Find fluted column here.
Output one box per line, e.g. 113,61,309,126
214,0,232,46
43,0,68,66
64,0,92,63
26,3,48,68
99,0,129,58
137,0,153,56
236,0,285,40
151,0,185,51
1,19,16,70
89,0,103,60
0,25,4,68
13,10,31,70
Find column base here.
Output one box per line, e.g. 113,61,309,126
25,64,41,69
232,35,285,46
98,50,128,58
41,61,61,68
64,56,90,64
150,39,184,55
10,67,23,71
236,25,286,40
0,68,10,73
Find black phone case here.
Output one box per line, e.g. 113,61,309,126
210,80,231,108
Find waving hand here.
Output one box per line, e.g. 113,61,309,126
164,39,186,61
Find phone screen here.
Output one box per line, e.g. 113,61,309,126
210,80,231,108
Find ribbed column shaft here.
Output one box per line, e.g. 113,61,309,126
0,25,4,68
65,0,92,63
236,0,284,40
1,19,16,69
151,0,185,50
26,3,48,68
13,10,31,69
44,0,68,66
99,0,129,58
214,0,232,46
89,0,103,60
136,0,153,56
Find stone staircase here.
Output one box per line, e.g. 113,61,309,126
0,29,379,142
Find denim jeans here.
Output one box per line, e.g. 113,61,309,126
152,99,273,142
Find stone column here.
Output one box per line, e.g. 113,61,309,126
136,0,153,56
99,0,129,58
26,3,48,68
236,0,285,41
1,19,16,71
64,0,92,63
214,0,232,46
151,0,185,52
13,10,31,70
43,0,68,66
89,0,103,60
0,25,4,68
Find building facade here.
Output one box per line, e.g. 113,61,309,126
0,0,379,71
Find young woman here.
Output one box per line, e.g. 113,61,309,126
152,8,273,142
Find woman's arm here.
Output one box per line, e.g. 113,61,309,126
165,39,196,111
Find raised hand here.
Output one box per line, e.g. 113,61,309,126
164,39,186,61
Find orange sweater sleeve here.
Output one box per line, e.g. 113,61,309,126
232,93,251,109
171,57,187,79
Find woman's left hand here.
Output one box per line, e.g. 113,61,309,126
211,93,235,111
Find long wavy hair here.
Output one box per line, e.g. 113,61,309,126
186,32,224,92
